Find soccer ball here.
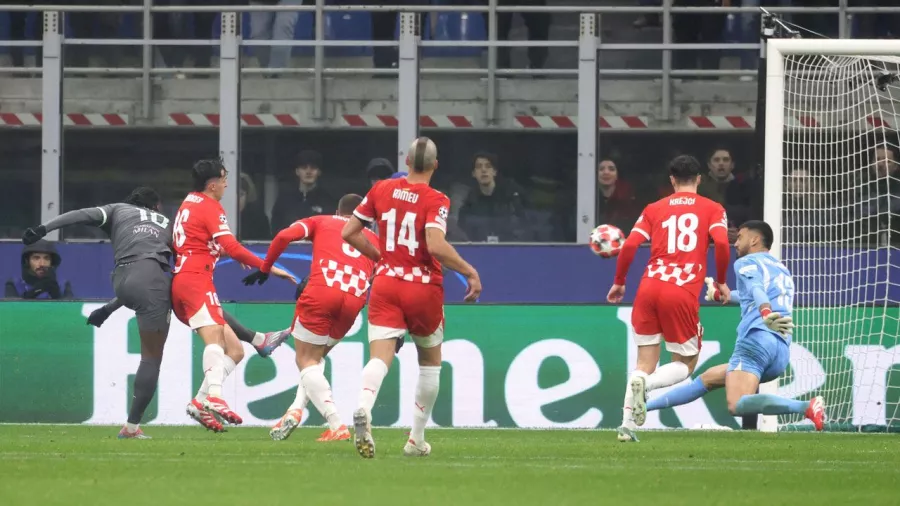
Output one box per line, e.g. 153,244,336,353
589,224,625,258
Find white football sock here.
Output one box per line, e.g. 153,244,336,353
647,362,690,391
223,355,237,378
358,358,389,417
250,332,266,347
289,359,324,412
125,422,139,433
195,377,209,402
622,370,647,426
410,366,441,444
202,344,226,399
300,365,342,430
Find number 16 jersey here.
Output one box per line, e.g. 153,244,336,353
632,192,727,299
353,177,450,286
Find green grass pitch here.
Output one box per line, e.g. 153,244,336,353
1,425,898,506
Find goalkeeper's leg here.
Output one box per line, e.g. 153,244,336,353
647,364,726,411
726,331,825,430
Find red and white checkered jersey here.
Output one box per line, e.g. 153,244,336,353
632,192,727,297
172,192,230,275
296,215,378,298
354,178,450,286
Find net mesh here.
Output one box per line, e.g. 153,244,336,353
778,53,900,432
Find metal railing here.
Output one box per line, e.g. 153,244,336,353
3,2,900,119
5,2,900,244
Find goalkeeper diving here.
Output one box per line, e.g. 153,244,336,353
640,220,826,430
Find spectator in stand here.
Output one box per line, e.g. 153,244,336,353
248,0,303,71
239,173,272,240
366,157,398,187
58,0,142,68
698,147,752,241
596,159,639,232
368,0,429,70
4,240,73,300
783,167,830,244
270,150,336,232
478,0,550,70
154,0,237,70
672,0,727,76
858,145,900,246
698,148,736,204
457,152,528,242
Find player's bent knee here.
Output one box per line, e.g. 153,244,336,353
670,352,699,374
368,339,397,367
411,324,443,350
195,324,225,345
138,329,168,359
226,343,244,364
368,323,406,343
188,304,223,330
700,364,727,389
294,340,326,367
665,337,700,358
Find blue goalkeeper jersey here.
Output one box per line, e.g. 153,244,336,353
734,252,795,343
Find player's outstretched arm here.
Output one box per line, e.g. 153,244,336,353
608,231,645,302
216,234,264,269
710,225,731,300
425,228,481,302
261,222,309,273
341,217,382,262
23,207,108,245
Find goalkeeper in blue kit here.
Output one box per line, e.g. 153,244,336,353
645,220,826,430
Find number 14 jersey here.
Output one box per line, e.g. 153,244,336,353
632,192,727,298
354,178,450,286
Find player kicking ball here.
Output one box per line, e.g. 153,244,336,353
608,155,732,443
89,301,291,359
22,187,175,439
342,137,482,458
643,221,825,430
171,159,295,432
243,194,379,443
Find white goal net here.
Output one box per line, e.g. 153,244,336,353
769,40,900,432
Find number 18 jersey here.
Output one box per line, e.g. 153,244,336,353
354,178,450,286
632,192,727,298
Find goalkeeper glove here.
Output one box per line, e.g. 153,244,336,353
761,308,794,336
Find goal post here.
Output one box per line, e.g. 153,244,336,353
763,38,900,432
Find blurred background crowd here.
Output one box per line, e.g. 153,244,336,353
1,0,898,245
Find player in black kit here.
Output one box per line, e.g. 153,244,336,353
22,187,290,438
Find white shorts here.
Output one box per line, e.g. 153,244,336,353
291,318,329,346
632,332,700,357
368,322,444,349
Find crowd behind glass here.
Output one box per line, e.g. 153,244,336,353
0,1,898,245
